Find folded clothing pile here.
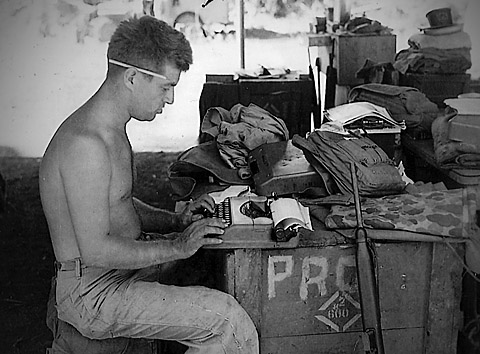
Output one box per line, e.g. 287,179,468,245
201,103,289,179
394,7,472,75
432,99,480,169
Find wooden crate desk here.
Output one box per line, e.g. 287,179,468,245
308,33,396,108
207,218,464,354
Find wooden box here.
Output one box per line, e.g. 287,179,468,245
314,34,396,86
218,231,463,353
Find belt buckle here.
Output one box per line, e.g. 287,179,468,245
75,258,82,278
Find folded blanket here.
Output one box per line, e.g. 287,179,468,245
456,153,480,168
432,109,480,168
325,189,467,238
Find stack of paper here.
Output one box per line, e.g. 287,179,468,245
323,102,406,134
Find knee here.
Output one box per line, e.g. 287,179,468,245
219,293,259,352
215,291,258,335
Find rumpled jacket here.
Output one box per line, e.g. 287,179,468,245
201,103,289,179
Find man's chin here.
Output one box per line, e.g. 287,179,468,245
131,117,152,123
148,112,161,121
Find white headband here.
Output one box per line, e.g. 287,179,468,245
108,59,167,80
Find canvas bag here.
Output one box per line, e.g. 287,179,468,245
348,83,438,135
292,131,405,197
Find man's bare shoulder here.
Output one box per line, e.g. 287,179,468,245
43,115,110,172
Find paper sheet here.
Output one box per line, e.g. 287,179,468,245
209,185,251,204
270,198,313,231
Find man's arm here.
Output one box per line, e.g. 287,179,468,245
133,197,183,233
133,195,217,234
60,135,224,269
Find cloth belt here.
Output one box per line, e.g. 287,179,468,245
55,258,86,278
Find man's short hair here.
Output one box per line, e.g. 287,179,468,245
107,16,193,76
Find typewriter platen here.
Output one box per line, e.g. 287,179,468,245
203,195,300,249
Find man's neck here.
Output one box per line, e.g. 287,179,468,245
88,80,132,131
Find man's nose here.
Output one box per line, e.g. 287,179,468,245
165,88,174,104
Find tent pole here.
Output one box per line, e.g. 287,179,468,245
237,0,245,68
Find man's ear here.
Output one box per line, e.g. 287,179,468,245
123,68,137,91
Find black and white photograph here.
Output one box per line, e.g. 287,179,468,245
1,0,480,353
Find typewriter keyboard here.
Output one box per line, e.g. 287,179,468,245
206,198,232,226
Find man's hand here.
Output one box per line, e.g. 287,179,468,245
174,217,227,257
178,194,216,229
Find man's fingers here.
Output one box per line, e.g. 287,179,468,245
199,217,228,229
200,224,225,238
203,237,223,245
197,199,215,213
191,195,216,214
178,217,228,253
186,218,227,238
191,214,203,222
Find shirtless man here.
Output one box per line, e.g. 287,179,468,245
39,16,258,354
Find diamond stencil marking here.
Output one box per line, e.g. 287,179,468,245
315,291,361,332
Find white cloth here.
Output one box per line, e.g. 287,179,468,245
408,30,472,50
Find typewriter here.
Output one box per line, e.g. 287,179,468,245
203,196,299,248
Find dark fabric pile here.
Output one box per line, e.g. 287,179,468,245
394,29,472,75
342,16,393,35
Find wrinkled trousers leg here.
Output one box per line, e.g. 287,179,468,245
55,268,259,354
47,276,159,354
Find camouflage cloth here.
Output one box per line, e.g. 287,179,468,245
325,189,467,237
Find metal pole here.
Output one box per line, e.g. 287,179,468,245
350,162,386,354
237,0,245,68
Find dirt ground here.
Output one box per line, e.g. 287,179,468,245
0,152,181,354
